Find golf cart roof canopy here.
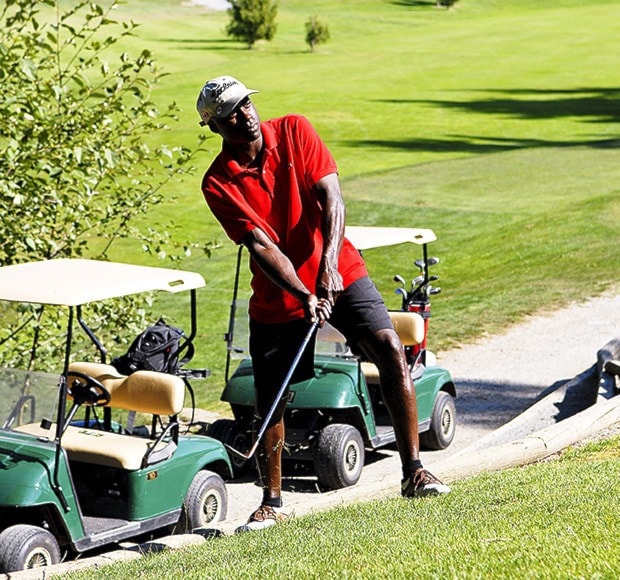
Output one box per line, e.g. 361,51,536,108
345,226,436,251
0,259,206,306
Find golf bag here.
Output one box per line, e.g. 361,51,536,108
112,319,194,376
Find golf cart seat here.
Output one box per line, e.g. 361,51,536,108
17,362,185,470
68,361,185,416
361,311,425,386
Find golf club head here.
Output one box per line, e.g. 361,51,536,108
225,440,258,461
428,257,440,267
393,275,406,287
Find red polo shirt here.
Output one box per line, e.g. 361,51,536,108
202,114,367,323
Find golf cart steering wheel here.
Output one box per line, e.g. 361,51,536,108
67,371,111,407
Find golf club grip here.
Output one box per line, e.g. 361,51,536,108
254,320,319,442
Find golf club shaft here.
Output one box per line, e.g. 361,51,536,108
229,319,319,460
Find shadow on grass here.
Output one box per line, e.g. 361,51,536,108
389,87,620,123
158,38,243,52
391,1,438,6
158,37,309,54
350,87,620,153
345,135,620,155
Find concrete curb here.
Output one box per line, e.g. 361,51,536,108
433,393,620,482
265,338,620,509
431,336,620,482
6,338,619,579
3,534,217,579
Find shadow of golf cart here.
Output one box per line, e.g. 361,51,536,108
0,259,232,573
208,226,457,490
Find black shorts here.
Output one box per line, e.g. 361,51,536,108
329,276,393,345
249,317,316,417
249,276,392,414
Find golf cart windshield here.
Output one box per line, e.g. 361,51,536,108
0,368,59,432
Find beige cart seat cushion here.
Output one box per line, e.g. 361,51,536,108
68,361,185,416
16,362,185,470
16,423,167,470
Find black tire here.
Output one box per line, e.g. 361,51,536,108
176,470,227,532
207,418,254,477
420,391,456,450
314,424,365,490
0,525,61,573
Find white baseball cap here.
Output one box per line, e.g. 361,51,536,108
196,75,258,126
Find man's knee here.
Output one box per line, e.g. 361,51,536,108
362,328,405,365
375,327,404,352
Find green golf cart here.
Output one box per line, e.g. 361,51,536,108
208,226,457,490
0,259,232,573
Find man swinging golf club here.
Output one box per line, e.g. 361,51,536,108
197,76,450,533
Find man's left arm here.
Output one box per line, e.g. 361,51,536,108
315,172,345,305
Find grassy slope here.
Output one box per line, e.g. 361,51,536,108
68,435,620,579
74,0,618,411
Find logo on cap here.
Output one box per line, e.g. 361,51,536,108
196,75,258,126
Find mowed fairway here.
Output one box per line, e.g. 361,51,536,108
93,0,619,409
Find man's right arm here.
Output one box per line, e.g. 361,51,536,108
243,228,331,323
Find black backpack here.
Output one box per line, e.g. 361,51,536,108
112,319,194,376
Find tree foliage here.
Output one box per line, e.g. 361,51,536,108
0,0,212,370
226,0,278,49
305,16,330,53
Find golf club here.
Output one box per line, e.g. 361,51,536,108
414,257,439,272
226,319,320,461
411,275,424,288
395,287,408,300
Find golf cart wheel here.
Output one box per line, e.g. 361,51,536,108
314,424,365,490
177,470,227,532
0,524,61,573
420,391,456,450
207,418,254,477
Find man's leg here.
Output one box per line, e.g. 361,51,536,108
357,328,450,497
234,400,287,533
255,412,285,507
236,319,314,532
330,276,450,497
356,328,420,467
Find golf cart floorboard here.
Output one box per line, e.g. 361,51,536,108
372,425,396,448
82,515,135,536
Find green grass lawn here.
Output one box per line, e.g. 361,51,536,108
62,0,618,415
66,435,620,579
